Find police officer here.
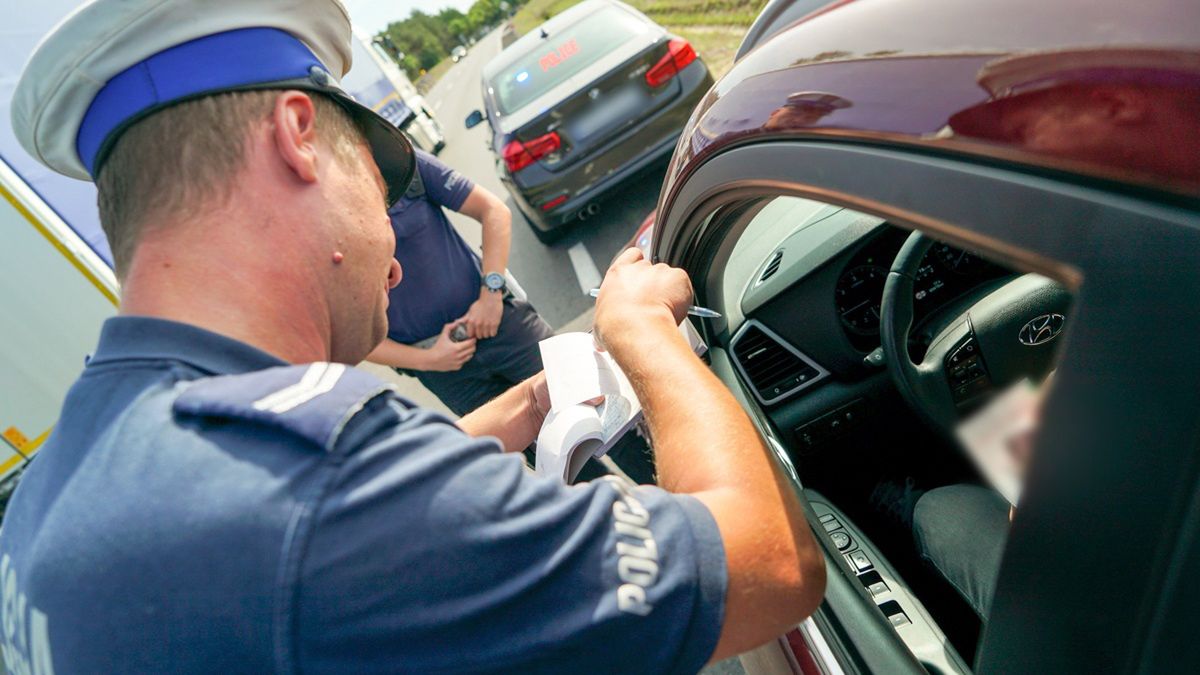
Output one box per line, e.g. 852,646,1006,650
365,149,555,417
0,1,824,673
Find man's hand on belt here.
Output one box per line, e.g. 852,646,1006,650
422,322,477,371
462,291,504,339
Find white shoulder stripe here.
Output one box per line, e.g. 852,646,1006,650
263,363,346,414
252,363,346,414
252,363,326,411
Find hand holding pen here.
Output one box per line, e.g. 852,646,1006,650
588,288,721,318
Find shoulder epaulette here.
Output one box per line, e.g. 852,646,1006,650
173,363,397,452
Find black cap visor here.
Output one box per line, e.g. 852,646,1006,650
323,89,416,206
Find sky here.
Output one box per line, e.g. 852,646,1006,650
344,0,479,35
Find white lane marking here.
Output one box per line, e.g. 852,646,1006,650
567,242,603,295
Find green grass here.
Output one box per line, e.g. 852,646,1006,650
416,57,457,93
512,0,585,35
510,0,767,79
418,0,763,90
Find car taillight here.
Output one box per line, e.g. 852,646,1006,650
541,194,569,211
645,38,697,88
502,131,562,173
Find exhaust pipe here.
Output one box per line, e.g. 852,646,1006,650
576,203,600,221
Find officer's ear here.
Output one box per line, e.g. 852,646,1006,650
271,91,320,185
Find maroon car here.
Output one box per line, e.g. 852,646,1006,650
643,0,1200,672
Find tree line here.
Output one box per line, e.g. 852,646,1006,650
374,0,529,78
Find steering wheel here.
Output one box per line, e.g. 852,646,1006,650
879,232,1071,434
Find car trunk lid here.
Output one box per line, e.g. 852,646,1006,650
488,6,691,173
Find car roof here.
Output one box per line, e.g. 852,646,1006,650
483,0,644,80
735,0,843,62
663,0,1200,204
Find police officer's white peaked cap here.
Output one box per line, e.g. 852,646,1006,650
12,0,415,204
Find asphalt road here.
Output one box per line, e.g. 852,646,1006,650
422,28,669,331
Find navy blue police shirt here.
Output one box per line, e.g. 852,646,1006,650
385,150,485,344
0,317,727,674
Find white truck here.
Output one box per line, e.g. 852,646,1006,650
347,29,447,155
0,161,118,504
0,9,445,512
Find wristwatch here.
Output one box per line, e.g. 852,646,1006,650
483,272,507,294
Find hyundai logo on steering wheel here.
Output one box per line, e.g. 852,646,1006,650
1019,313,1066,346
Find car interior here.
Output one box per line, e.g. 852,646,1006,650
678,194,1071,669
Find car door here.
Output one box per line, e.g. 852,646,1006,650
652,140,1200,673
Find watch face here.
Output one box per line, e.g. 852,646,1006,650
485,272,505,290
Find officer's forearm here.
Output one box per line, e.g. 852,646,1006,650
607,316,824,659
456,374,544,452
478,205,511,279
604,316,770,495
364,338,428,370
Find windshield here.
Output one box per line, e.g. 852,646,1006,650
489,5,648,115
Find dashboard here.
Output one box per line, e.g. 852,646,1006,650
729,203,1016,413
834,227,1010,352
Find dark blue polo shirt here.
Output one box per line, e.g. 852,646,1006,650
0,316,727,674
386,150,483,344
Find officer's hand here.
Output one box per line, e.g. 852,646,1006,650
593,248,692,353
422,322,477,372
529,371,552,423
525,371,595,426
463,293,504,339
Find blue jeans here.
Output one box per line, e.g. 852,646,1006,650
913,484,1010,619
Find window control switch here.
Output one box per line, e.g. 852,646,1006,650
857,570,883,586
848,549,872,572
830,531,852,551
878,600,910,627
857,570,888,597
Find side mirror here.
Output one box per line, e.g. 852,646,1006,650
465,110,485,129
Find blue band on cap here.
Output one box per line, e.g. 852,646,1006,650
76,27,325,176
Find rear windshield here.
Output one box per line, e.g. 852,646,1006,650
490,6,649,114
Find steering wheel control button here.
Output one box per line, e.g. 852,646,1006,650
946,334,992,405
848,550,872,572
863,346,886,368
947,335,979,367
830,531,852,551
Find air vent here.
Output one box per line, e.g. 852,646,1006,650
757,249,784,285
731,321,828,404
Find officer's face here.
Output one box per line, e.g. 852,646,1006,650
325,141,402,362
